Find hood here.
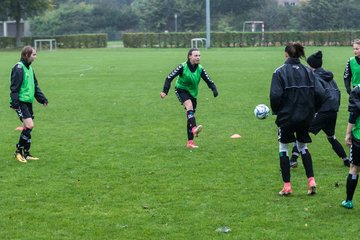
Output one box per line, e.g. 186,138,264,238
314,67,333,82
349,86,360,113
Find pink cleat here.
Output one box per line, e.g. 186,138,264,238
279,182,292,196
186,140,199,149
307,177,317,195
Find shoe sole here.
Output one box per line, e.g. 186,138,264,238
279,191,292,196
15,153,27,163
186,145,199,149
193,125,203,137
26,156,40,161
307,186,316,195
290,162,298,168
342,204,354,209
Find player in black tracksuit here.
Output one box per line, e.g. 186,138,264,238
290,51,350,168
270,43,326,196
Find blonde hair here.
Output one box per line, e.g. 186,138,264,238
353,39,360,45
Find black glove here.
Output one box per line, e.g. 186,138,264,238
212,87,218,97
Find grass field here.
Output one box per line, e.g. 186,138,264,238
0,46,358,239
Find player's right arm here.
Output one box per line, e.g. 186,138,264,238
344,60,352,94
10,64,23,109
160,64,183,98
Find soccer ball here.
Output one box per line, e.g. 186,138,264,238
254,104,270,119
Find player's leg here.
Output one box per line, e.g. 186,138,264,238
290,142,299,168
175,89,201,148
297,127,316,195
296,141,316,195
22,117,39,160
327,135,349,166
323,114,350,166
342,141,360,209
14,104,31,162
278,127,293,196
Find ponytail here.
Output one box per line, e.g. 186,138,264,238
285,42,305,59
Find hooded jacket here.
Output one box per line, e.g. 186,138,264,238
270,57,326,127
348,86,360,114
313,67,341,113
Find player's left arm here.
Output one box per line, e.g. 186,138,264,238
269,71,284,114
34,73,48,105
201,69,218,97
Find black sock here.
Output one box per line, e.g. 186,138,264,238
186,110,196,140
301,149,314,178
327,137,347,159
346,174,359,201
187,122,193,140
186,110,196,129
279,151,290,182
18,128,32,150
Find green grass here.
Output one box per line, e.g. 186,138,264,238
0,46,357,239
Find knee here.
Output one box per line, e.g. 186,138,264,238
24,123,34,129
279,142,289,154
296,142,308,153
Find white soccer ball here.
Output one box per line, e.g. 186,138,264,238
254,104,270,119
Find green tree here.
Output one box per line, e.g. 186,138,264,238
332,0,360,30
248,0,294,31
296,0,338,30
31,2,93,36
31,1,137,40
1,0,53,47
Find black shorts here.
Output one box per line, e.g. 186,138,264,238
278,123,312,144
350,138,360,167
16,102,34,120
309,112,337,136
175,88,197,111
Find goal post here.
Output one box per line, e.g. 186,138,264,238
34,39,57,51
242,21,264,33
243,21,265,41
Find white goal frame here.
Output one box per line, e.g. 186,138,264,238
242,21,264,33
243,21,265,41
34,39,57,51
191,38,207,49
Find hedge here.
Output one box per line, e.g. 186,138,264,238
122,31,360,48
0,33,107,49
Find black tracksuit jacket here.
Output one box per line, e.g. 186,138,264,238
270,57,326,127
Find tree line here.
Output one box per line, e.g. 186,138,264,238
1,0,359,42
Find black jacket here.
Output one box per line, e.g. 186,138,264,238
348,86,360,113
270,57,326,127
314,67,341,113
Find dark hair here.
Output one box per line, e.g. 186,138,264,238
285,42,305,59
21,45,35,61
187,48,199,61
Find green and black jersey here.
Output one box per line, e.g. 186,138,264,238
10,59,48,108
162,61,216,98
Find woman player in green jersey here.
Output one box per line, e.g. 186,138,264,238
160,48,218,149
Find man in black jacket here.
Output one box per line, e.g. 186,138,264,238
289,51,350,168
270,43,326,196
